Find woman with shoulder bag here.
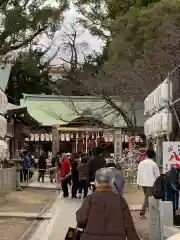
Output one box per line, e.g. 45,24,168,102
76,167,140,240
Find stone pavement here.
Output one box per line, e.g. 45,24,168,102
31,190,146,240
20,171,58,189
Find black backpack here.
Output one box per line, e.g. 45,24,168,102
152,174,167,199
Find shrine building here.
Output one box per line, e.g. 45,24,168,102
20,94,145,158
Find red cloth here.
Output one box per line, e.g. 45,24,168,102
60,158,71,178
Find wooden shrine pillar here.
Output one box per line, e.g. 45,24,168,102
114,128,123,161
52,125,59,157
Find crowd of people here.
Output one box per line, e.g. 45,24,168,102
20,147,180,239
59,147,108,198
73,148,180,240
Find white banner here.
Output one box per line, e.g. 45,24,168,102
163,141,180,173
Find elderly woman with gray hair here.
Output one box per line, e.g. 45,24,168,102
76,168,140,240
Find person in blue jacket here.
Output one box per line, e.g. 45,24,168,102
162,167,180,225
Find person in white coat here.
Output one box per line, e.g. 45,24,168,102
137,149,160,219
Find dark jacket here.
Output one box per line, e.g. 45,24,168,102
71,161,79,182
21,155,31,169
162,167,180,210
88,155,106,183
77,163,89,181
76,191,140,240
38,156,46,170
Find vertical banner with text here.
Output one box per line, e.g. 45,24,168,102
163,142,180,173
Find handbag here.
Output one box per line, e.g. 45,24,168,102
65,194,93,240
65,227,83,240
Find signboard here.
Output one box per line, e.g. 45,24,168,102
163,142,180,173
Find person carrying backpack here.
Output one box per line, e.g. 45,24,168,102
137,149,160,219
162,167,180,225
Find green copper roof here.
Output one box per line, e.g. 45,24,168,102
20,94,145,127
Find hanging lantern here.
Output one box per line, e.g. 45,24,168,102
61,133,65,141
104,134,108,142
135,136,140,143
0,89,7,109
125,135,129,142
110,134,113,142
45,133,49,141
92,133,94,139
0,115,7,138
40,134,45,141
97,133,100,138
66,133,70,141
0,140,8,160
82,132,84,139
49,133,52,141
70,133,73,139
30,134,35,141
34,134,39,141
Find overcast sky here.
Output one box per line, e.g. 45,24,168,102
40,3,104,65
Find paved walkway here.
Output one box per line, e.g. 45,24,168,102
31,193,143,240
31,194,81,240
20,172,57,189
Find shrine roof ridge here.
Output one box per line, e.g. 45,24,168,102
22,94,122,101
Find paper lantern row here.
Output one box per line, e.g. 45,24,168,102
0,140,8,160
0,89,8,109
144,108,172,136
60,132,104,141
144,78,172,116
0,115,7,138
25,133,53,142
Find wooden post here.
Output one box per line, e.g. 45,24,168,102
75,132,78,152
85,132,88,153
114,128,122,161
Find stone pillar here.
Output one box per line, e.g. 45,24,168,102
148,197,162,240
14,158,21,190
114,128,122,161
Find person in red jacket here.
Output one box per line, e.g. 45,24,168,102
60,153,71,197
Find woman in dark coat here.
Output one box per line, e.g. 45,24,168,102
38,155,46,182
76,168,140,240
71,154,80,198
